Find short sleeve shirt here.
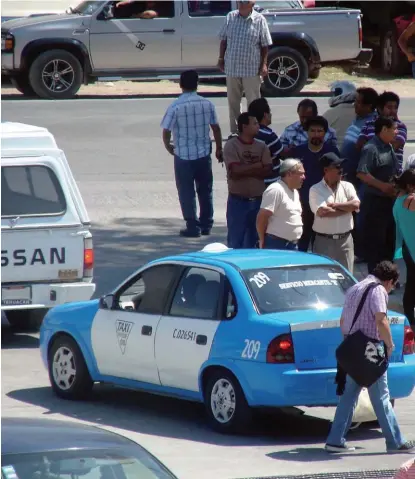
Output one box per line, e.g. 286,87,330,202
260,179,303,241
219,10,272,77
223,137,272,197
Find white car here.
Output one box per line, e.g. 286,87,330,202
1,122,95,329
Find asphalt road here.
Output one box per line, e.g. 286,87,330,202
2,96,415,479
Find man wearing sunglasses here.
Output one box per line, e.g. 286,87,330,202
309,152,360,273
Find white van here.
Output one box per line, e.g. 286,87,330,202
1,122,96,329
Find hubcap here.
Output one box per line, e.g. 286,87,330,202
267,56,300,90
42,59,75,93
210,378,236,424
52,346,76,390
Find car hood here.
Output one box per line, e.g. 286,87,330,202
1,13,88,31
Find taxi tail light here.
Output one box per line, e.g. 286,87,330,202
403,326,415,355
266,334,295,364
83,237,94,278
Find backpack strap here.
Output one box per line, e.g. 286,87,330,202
348,282,379,335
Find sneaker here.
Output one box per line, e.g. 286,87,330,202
325,443,356,453
179,228,200,238
349,422,362,430
388,441,415,453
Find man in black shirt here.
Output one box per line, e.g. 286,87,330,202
357,117,399,274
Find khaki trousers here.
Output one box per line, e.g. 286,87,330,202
312,232,354,274
226,76,262,134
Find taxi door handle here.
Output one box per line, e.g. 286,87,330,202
196,335,207,345
163,29,175,33
142,325,152,336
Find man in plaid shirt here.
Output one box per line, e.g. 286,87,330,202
217,0,272,136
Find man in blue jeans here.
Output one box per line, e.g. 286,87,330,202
161,70,223,237
325,261,415,454
223,112,272,248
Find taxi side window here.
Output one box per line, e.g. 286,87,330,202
118,264,179,314
222,278,238,319
188,1,231,17
169,267,221,320
112,0,175,19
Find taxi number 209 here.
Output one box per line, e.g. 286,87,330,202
241,339,261,360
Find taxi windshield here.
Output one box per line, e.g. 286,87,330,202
243,265,355,314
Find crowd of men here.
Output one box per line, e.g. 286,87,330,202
160,1,415,333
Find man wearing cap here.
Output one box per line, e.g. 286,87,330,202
309,152,360,272
256,159,305,249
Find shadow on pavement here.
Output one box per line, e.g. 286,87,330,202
7,383,352,447
91,216,229,297
1,330,40,349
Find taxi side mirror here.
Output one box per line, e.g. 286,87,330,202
100,294,115,309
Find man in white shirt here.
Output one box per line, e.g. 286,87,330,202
309,152,360,272
256,159,305,249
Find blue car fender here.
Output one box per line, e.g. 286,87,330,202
198,358,255,405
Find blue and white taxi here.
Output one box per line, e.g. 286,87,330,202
40,244,415,433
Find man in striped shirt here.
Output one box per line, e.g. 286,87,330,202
161,70,223,238
325,261,415,454
357,91,407,172
248,97,283,184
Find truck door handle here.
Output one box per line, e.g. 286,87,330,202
163,29,175,33
141,325,152,336
196,335,207,345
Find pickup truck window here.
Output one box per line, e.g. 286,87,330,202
188,1,231,17
113,0,175,19
1,165,67,217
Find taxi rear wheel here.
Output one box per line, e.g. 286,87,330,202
204,369,252,434
48,335,93,400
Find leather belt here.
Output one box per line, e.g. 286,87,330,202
266,233,298,245
230,193,262,202
315,231,351,240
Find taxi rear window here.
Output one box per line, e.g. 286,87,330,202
243,265,355,314
1,165,67,217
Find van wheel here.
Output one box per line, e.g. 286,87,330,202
48,335,93,400
204,369,252,434
29,49,83,99
262,47,308,97
11,74,36,96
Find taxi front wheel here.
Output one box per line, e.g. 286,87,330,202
204,369,252,434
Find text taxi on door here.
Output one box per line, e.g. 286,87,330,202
39,243,415,433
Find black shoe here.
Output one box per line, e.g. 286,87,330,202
201,229,211,236
180,228,200,238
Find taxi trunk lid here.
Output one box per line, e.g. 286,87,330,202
273,308,406,370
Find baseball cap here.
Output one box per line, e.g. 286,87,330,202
320,152,346,169
279,158,302,175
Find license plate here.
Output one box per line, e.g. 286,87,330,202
58,269,79,279
1,285,32,306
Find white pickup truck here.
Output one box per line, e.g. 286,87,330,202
1,122,96,329
1,0,372,99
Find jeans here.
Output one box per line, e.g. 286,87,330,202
174,155,213,232
403,242,415,326
412,61,415,79
226,194,261,248
359,194,395,274
264,234,298,250
326,372,406,450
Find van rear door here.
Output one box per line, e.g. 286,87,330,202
1,157,91,288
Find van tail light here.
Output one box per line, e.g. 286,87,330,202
403,326,415,355
83,237,94,278
266,334,295,364
358,15,363,48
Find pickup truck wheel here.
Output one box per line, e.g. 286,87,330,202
48,335,93,400
29,49,83,99
11,74,36,96
380,27,410,76
204,369,252,434
262,47,308,97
